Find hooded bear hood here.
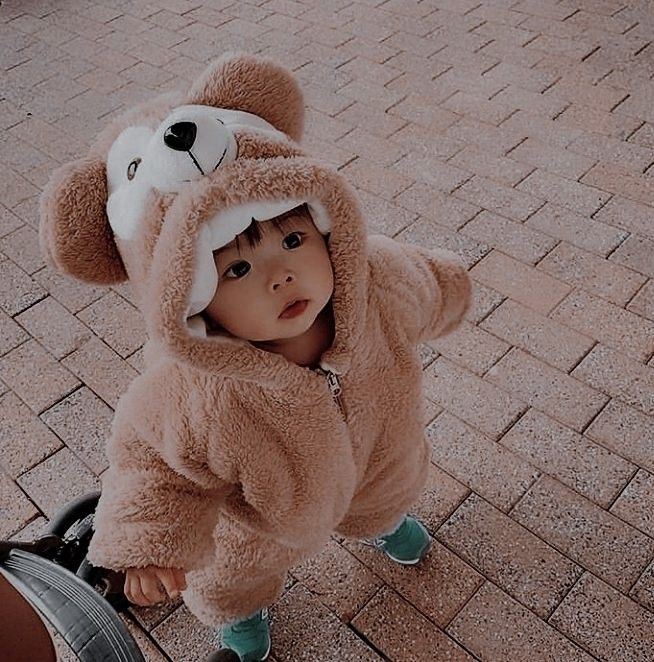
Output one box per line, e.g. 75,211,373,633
40,52,368,385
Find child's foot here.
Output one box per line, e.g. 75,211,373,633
219,608,271,661
365,515,431,565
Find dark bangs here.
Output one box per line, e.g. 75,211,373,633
235,203,312,251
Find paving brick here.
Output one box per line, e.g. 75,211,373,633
538,241,646,306
335,127,406,167
0,391,62,479
428,412,539,512
0,255,46,316
574,345,654,418
394,183,480,231
428,320,511,375
551,290,654,363
550,573,654,662
556,104,641,140
0,308,28,356
593,195,654,241
40,387,112,475
568,133,654,174
355,189,416,237
502,409,635,507
0,207,23,238
339,78,403,113
610,235,654,279
441,91,515,126
437,494,582,618
343,536,484,628
526,203,627,257
455,175,544,222
291,538,383,621
546,77,629,114
423,357,526,440
486,348,608,432
583,161,654,207
631,560,654,612
411,462,469,534
389,93,461,132
518,169,611,216
501,110,585,149
512,476,654,593
398,217,490,270
590,401,653,476
470,251,571,314
449,145,534,188
629,121,654,150
610,469,654,539
335,101,407,140
0,340,80,414
17,447,100,519
0,470,39,539
77,292,145,359
351,586,474,661
339,157,413,200
62,337,138,409
32,266,105,314
392,154,470,193
628,280,654,322
492,85,568,120
461,210,556,265
481,299,594,372
509,138,597,182
15,296,92,359
468,282,504,324
151,604,217,661
447,582,595,662
445,117,524,157
271,584,381,661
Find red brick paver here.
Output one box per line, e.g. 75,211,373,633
2,0,653,660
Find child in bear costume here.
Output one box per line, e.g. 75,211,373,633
39,53,471,661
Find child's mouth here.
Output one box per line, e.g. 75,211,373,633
279,299,309,319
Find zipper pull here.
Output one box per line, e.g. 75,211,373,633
315,367,346,417
326,371,342,398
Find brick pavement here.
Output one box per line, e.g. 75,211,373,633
1,0,653,660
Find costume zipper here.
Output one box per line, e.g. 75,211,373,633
314,366,346,418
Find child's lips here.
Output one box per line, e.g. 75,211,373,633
279,299,309,319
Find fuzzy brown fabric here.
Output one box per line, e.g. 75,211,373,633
40,157,127,284
39,53,472,625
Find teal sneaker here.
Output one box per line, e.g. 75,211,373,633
220,608,271,662
366,515,431,565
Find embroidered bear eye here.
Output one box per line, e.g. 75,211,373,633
127,158,141,181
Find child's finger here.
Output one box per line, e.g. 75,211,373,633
172,568,187,592
126,576,148,607
140,573,166,605
158,569,182,599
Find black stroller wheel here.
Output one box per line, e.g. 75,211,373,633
46,491,101,537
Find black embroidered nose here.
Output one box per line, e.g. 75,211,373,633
163,122,197,151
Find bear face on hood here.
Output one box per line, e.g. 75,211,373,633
40,53,368,384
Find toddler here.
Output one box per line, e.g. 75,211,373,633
39,53,472,662
119,202,467,661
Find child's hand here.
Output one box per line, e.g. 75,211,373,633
124,566,187,606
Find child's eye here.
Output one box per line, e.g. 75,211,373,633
283,232,304,249
224,261,251,279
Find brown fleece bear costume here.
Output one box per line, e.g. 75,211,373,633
39,53,471,625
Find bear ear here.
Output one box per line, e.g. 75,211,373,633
187,52,304,142
39,157,127,285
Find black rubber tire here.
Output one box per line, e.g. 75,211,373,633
46,491,101,538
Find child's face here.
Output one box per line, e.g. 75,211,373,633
205,211,334,342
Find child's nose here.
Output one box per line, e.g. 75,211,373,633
270,270,295,291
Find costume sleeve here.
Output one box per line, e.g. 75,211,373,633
87,370,230,572
367,234,472,344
